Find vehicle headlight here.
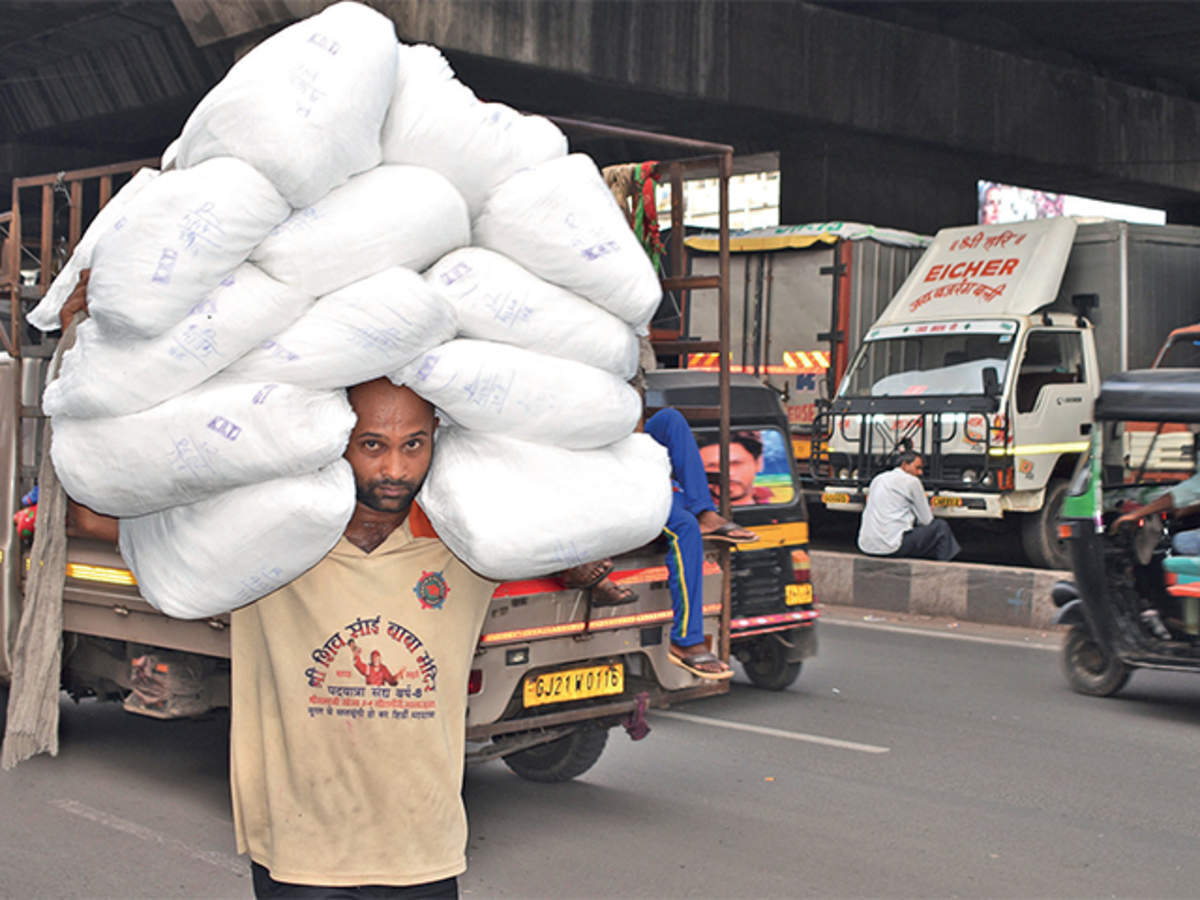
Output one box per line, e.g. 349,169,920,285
980,472,993,486
850,469,859,480
837,468,850,480
962,469,978,484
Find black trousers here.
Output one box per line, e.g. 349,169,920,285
251,862,458,899
892,519,961,561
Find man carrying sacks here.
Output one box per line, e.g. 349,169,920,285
68,369,493,897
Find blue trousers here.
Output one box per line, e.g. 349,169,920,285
646,409,715,649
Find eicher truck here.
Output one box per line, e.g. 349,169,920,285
814,217,1200,569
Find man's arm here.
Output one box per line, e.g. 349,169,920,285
1111,470,1200,531
909,476,934,526
66,499,119,543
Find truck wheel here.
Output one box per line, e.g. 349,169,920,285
1021,478,1071,570
502,724,609,783
741,636,802,691
1062,625,1131,697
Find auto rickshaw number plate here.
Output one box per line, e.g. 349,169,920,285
931,496,962,508
523,663,624,708
785,583,814,606
822,492,851,504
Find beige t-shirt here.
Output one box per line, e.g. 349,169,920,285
230,509,496,887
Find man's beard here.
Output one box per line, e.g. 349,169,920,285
355,476,423,513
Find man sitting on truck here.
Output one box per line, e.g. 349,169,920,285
857,450,961,562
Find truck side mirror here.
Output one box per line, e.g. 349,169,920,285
982,366,1001,398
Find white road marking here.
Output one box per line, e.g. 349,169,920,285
823,617,1062,651
52,798,247,876
652,710,890,754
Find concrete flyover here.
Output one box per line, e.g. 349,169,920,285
169,0,1200,234
6,3,1200,234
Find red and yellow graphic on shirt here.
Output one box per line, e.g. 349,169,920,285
303,614,438,723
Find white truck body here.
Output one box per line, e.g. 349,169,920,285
817,217,1200,568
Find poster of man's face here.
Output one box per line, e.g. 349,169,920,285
700,435,761,506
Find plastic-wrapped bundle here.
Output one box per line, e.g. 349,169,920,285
426,248,638,379
252,165,468,297
381,43,566,217
119,460,356,619
397,339,640,450
51,379,355,517
418,428,671,580
43,264,314,418
86,158,290,339
174,2,397,208
26,169,160,333
472,154,662,332
225,266,456,390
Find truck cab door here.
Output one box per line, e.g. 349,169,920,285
1010,329,1093,492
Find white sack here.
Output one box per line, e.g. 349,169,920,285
472,154,662,332
119,460,355,619
26,169,160,333
252,165,468,297
427,248,638,379
419,428,671,579
43,264,314,418
381,44,566,217
397,339,640,449
52,379,355,517
174,2,397,207
87,158,290,339
225,266,456,389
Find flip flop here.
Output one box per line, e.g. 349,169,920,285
561,559,614,589
701,522,758,544
668,648,734,680
590,578,638,607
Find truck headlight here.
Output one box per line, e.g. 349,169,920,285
962,469,978,484
838,468,850,480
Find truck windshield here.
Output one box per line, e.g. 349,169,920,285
1157,335,1200,368
840,330,1015,397
694,426,797,508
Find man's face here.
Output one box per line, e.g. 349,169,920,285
900,456,925,478
344,379,437,515
370,650,381,665
699,441,762,506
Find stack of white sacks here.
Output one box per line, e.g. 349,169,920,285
30,2,672,618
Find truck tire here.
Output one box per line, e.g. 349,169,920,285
1062,625,1131,697
740,635,803,691
501,724,609,783
1021,478,1071,570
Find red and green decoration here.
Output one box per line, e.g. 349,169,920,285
632,161,666,274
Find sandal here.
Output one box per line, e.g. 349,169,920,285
561,559,614,589
590,578,638,607
701,521,757,544
668,648,734,680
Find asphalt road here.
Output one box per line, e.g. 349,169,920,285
4,614,1200,899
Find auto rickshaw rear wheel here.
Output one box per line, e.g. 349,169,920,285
1062,625,1131,697
502,723,609,783
739,635,802,691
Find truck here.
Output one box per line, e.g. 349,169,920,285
1,123,816,782
812,217,1200,569
674,222,929,464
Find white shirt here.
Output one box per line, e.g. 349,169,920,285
857,467,933,556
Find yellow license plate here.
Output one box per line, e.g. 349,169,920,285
931,496,962,508
523,663,624,708
785,583,813,606
822,492,851,504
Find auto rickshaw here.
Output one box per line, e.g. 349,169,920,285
1054,368,1200,695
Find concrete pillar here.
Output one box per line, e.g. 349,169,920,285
779,131,979,236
